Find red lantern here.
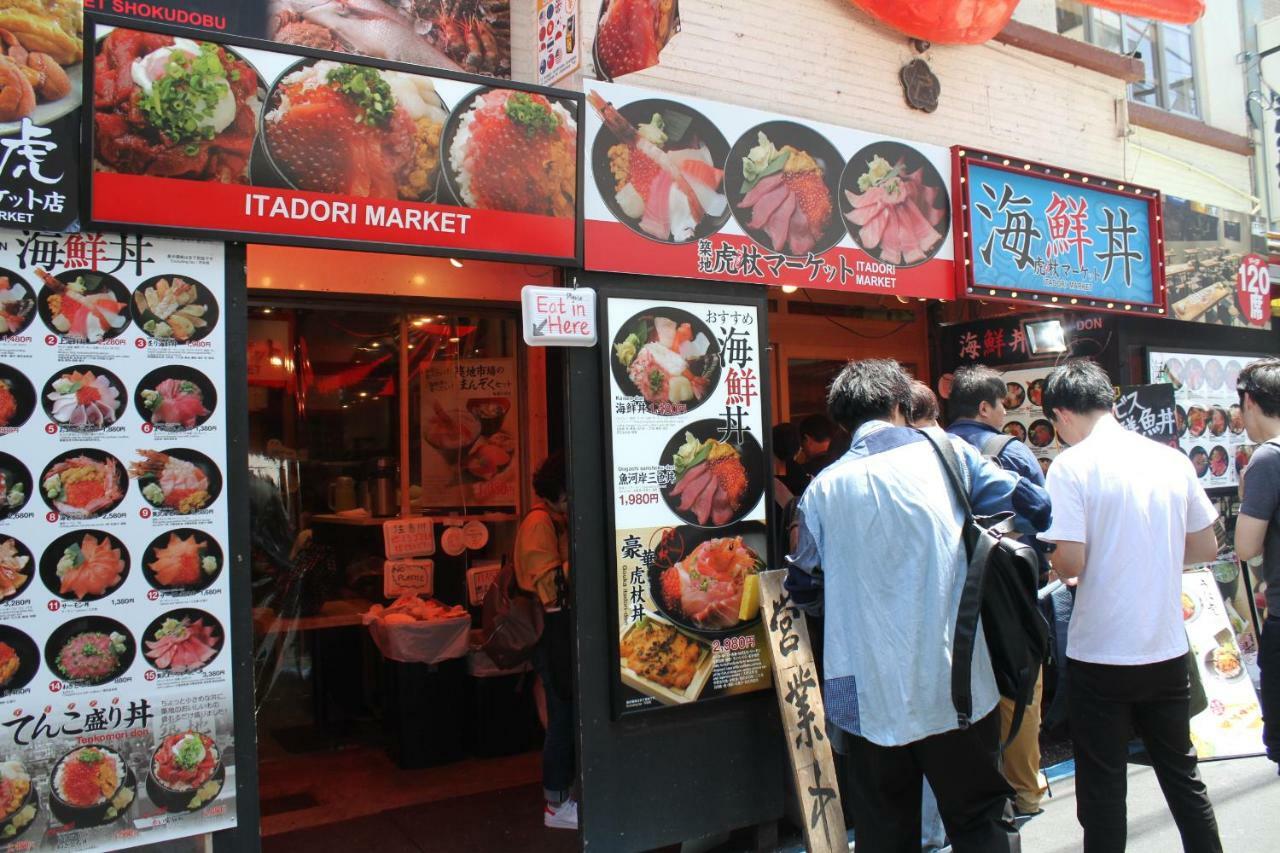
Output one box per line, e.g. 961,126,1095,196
848,0,1204,45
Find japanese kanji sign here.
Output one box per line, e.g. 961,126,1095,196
0,229,238,849
758,570,846,853
1114,384,1178,446
421,359,519,507
584,81,955,298
956,150,1165,315
604,295,773,716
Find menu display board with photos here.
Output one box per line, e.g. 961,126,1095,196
604,296,772,715
1181,569,1265,760
86,19,577,263
583,81,954,298
0,229,236,849
997,366,1061,473
421,359,519,507
1148,350,1263,490
0,0,81,231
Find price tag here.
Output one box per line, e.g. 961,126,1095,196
383,517,435,559
384,560,434,597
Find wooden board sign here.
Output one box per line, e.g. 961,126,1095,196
758,570,847,853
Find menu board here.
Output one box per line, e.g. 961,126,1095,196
0,228,236,849
421,359,519,507
1148,350,1263,490
604,296,772,715
87,20,577,263
997,366,1060,474
1181,569,1265,760
583,81,954,298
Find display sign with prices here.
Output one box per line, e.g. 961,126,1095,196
383,518,436,559
384,560,435,598
467,563,502,607
522,286,597,346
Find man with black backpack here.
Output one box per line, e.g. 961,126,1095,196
1037,360,1222,853
786,359,1050,853
947,365,1053,818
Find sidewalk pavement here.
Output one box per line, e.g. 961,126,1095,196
1018,755,1278,853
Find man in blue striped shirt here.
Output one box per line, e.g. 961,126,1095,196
787,359,1050,852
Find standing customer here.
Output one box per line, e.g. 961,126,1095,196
946,365,1051,817
514,452,577,829
1232,357,1280,772
787,359,1049,852
1037,360,1222,853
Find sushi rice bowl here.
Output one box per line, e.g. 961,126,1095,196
147,731,224,812
0,760,38,841
49,745,135,828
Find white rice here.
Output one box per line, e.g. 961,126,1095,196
449,92,578,209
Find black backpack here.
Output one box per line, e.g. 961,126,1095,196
918,428,1050,746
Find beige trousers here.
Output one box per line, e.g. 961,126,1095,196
997,671,1048,812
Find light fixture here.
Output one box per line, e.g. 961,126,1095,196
449,336,460,343
269,356,283,367
412,274,426,285
358,391,368,398
413,319,426,327
370,341,380,348
449,258,464,269
781,285,798,294
262,307,273,314
1025,319,1067,355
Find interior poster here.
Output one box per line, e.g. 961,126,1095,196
604,296,772,715
997,366,1060,474
0,229,236,849
1181,569,1265,760
1148,350,1262,490
421,359,519,507
583,81,954,298
1163,196,1271,330
87,20,575,262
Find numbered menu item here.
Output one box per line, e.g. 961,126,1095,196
1149,350,1261,489
0,228,237,849
605,296,772,715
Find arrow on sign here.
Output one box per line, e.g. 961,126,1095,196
532,320,548,336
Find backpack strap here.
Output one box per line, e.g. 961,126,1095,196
982,432,1017,465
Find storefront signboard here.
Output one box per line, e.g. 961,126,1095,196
85,17,579,265
943,312,1114,371
86,1,514,79
955,149,1165,316
1114,384,1178,446
583,81,955,298
0,227,237,849
603,295,773,715
536,0,581,85
1181,568,1265,760
1163,195,1271,330
521,285,597,346
1148,350,1264,490
421,359,519,507
0,2,81,232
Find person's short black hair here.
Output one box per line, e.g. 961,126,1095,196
799,413,834,443
948,365,1006,420
1238,358,1280,418
532,451,566,502
772,422,800,462
827,359,912,433
1041,360,1114,419
907,380,940,425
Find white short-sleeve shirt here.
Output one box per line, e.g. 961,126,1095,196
1039,415,1218,665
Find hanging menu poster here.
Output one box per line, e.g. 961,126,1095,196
604,296,772,715
1181,568,1265,760
1148,350,1265,490
0,228,237,850
997,366,1060,475
421,359,519,507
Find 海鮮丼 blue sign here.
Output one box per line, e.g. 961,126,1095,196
956,152,1165,314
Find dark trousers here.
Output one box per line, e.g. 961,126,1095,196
843,711,1020,853
1261,614,1280,764
1068,656,1222,853
533,609,575,799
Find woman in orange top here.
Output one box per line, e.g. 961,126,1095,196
515,452,576,830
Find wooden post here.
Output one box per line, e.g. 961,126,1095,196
758,570,847,853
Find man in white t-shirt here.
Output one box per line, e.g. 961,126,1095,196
1037,360,1222,853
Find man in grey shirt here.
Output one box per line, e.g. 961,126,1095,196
1234,357,1280,772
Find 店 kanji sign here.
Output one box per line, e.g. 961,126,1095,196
954,149,1166,316
1236,254,1272,328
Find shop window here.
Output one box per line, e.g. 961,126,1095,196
1054,2,1201,118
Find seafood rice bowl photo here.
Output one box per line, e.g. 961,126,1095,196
147,731,224,813
0,627,38,696
446,88,577,217
42,367,126,431
0,271,36,338
40,451,127,519
648,523,766,638
611,307,721,416
130,449,222,515
0,760,37,842
144,611,223,674
35,269,130,344
45,617,135,687
143,529,223,593
263,60,448,201
135,366,217,432
40,530,130,602
49,745,135,829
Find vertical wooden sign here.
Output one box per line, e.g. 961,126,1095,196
758,570,847,853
